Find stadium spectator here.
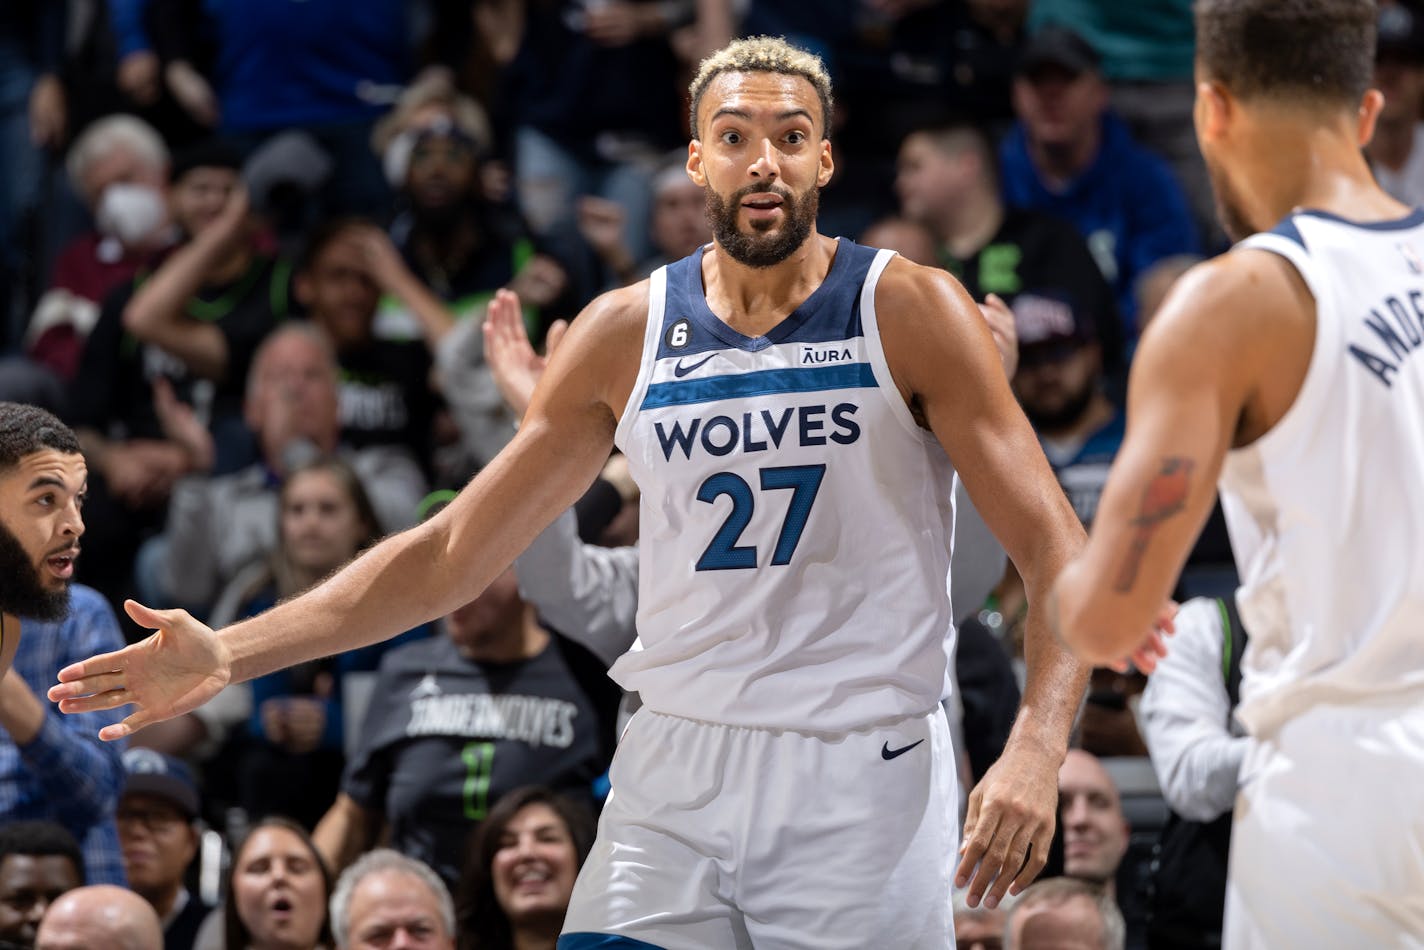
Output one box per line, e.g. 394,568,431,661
329,850,455,950
118,748,213,950
311,560,619,890
1059,749,1144,947
36,884,162,950
1005,876,1126,950
0,821,84,949
0,586,128,885
140,323,427,614
577,152,713,289
1138,597,1250,949
1000,26,1199,337
896,120,1123,380
26,115,172,384
209,817,333,950
452,786,596,950
214,456,429,829
294,220,442,466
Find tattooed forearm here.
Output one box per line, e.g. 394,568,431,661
1112,457,1195,592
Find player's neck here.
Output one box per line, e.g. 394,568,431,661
702,232,837,333
937,187,1004,259
1242,116,1411,228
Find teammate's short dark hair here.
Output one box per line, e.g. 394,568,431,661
0,820,85,884
0,403,82,475
1195,0,1376,107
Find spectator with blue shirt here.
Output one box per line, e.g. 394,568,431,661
0,584,128,886
1000,26,1199,339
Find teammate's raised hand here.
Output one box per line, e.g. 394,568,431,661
483,288,569,419
47,600,232,741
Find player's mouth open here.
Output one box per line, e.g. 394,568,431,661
46,552,76,579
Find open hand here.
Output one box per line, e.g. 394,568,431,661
955,740,1060,909
482,288,568,419
979,293,1018,378
47,601,232,741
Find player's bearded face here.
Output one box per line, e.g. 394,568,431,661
0,513,71,620
706,180,818,268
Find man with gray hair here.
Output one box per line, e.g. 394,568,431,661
1005,877,1125,950
329,849,454,950
22,115,172,385
35,884,163,950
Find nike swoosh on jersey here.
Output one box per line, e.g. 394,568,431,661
673,354,716,377
880,739,924,760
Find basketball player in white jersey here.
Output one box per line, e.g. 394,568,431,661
50,38,1103,947
1049,1,1424,945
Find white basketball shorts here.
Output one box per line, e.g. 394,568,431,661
559,705,959,949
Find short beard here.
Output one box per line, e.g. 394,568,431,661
706,181,818,268
1022,380,1097,435
0,518,70,621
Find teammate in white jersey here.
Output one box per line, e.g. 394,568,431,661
51,38,1099,947
1050,1,1424,945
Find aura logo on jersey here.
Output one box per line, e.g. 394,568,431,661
654,403,861,461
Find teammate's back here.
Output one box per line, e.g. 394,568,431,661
1224,209,1424,735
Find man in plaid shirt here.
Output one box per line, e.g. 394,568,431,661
0,585,127,884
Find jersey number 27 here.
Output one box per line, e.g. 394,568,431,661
695,464,826,571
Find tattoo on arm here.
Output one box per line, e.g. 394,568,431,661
1112,457,1195,592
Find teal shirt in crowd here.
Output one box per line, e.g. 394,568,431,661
1029,0,1195,81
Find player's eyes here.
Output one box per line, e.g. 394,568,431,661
721,131,742,145
785,131,806,145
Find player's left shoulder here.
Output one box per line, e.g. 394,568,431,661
1142,248,1311,371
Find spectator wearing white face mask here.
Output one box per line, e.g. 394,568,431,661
24,115,174,384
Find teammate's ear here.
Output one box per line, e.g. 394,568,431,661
1195,81,1231,144
687,139,707,188
1358,89,1385,148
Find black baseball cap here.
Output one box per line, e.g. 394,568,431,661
121,748,200,819
1016,26,1102,78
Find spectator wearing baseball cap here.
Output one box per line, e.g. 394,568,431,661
999,25,1200,341
118,749,213,950
1368,3,1424,207
1010,289,1122,530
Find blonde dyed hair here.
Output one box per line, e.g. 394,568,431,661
688,36,833,139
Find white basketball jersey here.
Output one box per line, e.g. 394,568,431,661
611,239,957,732
1224,209,1424,737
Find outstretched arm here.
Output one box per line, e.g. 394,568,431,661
1051,251,1298,664
878,258,1091,909
51,287,648,739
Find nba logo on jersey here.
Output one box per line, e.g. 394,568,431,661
1396,240,1423,275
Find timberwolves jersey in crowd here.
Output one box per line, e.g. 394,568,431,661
611,239,959,732
1225,209,1424,737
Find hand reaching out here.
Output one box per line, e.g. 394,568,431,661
48,601,233,742
482,288,569,419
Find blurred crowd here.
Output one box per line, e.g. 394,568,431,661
1,1,1420,948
